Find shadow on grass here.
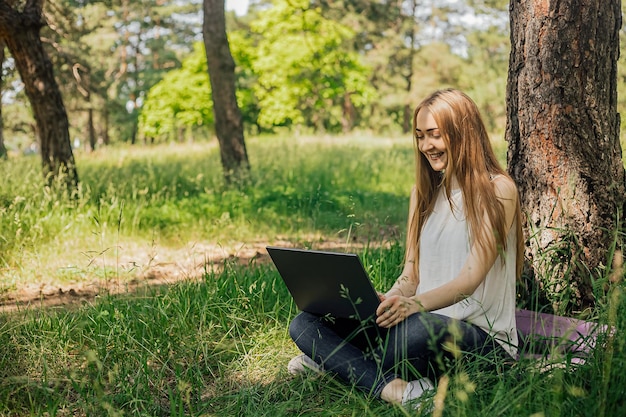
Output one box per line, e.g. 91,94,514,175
0,251,398,415
1,247,624,416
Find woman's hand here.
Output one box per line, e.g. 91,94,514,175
375,295,423,328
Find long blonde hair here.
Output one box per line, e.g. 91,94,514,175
407,88,524,278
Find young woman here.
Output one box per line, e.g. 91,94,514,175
288,89,524,409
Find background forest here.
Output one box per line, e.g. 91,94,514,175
2,0,626,153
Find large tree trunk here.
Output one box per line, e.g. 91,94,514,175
506,0,625,313
202,0,249,184
0,0,78,190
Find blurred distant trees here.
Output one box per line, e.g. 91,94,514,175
138,42,213,143
1,0,201,154
0,0,624,155
0,0,519,151
248,0,375,133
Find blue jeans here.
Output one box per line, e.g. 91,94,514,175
289,311,510,398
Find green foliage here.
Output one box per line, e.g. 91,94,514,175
411,42,467,102
462,25,510,135
4,0,625,158
250,0,376,132
229,29,261,131
1,100,35,153
139,42,214,142
467,0,510,14
46,0,200,145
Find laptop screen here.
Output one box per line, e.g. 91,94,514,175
267,246,381,322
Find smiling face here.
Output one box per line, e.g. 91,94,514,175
415,108,447,172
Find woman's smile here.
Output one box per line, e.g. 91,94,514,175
415,109,447,171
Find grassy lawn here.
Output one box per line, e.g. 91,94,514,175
0,135,413,293
0,135,624,416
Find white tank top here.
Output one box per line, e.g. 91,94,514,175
418,186,518,357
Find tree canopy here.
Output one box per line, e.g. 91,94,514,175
250,0,376,132
139,42,213,142
1,0,542,149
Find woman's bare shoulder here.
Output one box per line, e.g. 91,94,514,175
491,175,518,200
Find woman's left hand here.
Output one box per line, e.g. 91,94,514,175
375,295,422,328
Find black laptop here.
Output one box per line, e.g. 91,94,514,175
266,246,381,321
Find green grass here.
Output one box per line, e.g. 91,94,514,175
0,136,414,292
1,248,624,416
0,135,625,416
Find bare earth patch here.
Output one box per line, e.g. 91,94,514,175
0,238,375,313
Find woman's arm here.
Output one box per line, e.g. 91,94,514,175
383,187,419,299
376,176,519,327
383,261,418,299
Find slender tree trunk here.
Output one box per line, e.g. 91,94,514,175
506,0,625,313
341,92,355,133
0,0,78,189
73,64,95,151
103,105,110,145
203,0,249,184
0,39,7,159
402,0,418,134
88,107,96,151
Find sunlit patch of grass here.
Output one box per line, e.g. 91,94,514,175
0,136,414,292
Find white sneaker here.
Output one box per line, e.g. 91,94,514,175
402,377,435,411
287,354,323,375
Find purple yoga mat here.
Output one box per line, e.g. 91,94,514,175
515,309,607,362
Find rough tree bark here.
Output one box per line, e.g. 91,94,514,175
0,0,78,189
202,0,249,184
506,0,626,313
